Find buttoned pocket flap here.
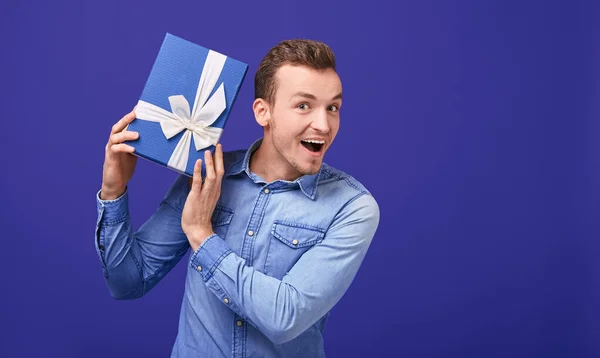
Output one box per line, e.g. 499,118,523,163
272,221,325,248
211,206,233,227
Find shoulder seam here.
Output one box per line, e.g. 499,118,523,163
321,166,368,195
325,191,369,234
346,191,369,207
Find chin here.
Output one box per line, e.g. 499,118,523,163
299,162,322,176
302,168,319,176
285,147,326,177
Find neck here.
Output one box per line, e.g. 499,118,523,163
250,138,302,183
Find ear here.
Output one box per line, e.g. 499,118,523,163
253,98,271,128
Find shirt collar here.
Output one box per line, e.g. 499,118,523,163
226,138,321,200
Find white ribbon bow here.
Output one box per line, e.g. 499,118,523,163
135,50,227,172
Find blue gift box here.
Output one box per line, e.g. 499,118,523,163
126,33,248,177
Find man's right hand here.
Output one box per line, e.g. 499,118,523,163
100,108,139,200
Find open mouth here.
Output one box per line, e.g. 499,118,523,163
301,139,325,153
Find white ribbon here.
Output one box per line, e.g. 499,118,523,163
135,50,227,172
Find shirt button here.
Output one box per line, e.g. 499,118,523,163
248,230,254,236
224,297,229,304
292,239,299,246
197,265,202,271
264,188,270,194
236,320,243,327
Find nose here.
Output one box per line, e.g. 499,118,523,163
310,109,330,133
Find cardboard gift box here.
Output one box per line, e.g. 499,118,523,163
126,33,248,177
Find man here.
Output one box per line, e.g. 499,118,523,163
95,39,380,357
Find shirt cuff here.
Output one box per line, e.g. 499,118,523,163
96,187,129,225
189,234,232,281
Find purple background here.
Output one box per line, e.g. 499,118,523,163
0,0,597,357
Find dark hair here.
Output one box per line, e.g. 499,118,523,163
254,39,336,105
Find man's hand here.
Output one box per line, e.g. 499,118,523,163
182,144,225,252
100,109,139,200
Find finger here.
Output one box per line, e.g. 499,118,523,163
212,145,224,195
110,131,139,144
203,150,216,190
214,144,224,177
110,143,135,154
191,159,203,192
111,109,137,135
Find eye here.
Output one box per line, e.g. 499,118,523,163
328,104,339,112
297,103,310,110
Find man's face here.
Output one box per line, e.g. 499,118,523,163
266,64,342,177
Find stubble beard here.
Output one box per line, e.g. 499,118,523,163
269,119,317,178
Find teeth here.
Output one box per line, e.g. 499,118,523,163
302,139,325,144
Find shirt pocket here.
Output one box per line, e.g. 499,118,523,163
211,205,234,240
264,221,326,279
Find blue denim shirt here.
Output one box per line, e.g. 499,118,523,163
94,138,380,357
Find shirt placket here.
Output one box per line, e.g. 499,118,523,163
232,184,273,358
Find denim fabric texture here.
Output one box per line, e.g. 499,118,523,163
95,138,380,357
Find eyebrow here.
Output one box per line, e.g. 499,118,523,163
291,92,343,101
